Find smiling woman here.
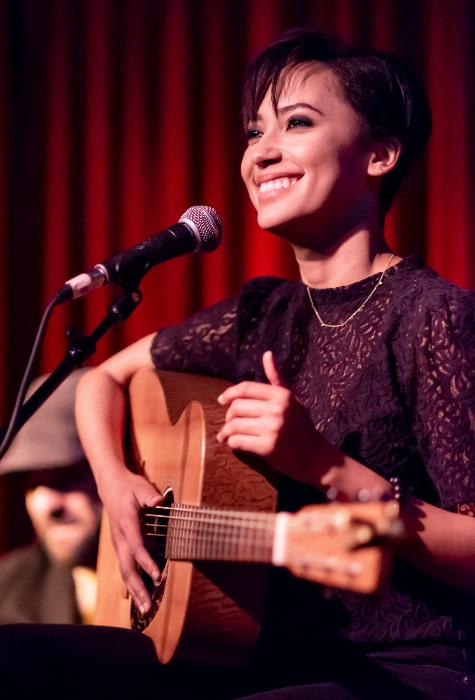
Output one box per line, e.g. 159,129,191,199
72,27,475,699
2,23,475,700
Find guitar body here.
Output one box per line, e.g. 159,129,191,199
94,368,278,667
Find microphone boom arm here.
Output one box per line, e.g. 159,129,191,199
0,288,142,457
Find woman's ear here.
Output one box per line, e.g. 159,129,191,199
367,137,402,176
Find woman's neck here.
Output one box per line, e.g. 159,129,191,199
294,229,398,289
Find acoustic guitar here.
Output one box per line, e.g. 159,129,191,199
94,367,402,667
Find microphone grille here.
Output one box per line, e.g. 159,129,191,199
180,205,222,253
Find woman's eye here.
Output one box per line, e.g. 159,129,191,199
287,117,313,129
246,128,261,141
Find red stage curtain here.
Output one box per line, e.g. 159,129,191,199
0,0,474,549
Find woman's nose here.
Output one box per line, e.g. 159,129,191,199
250,132,283,167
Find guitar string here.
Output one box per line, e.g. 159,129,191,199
144,505,276,519
147,533,274,557
142,509,349,547
142,505,342,526
143,509,278,530
143,507,277,557
142,510,350,560
144,517,276,530
142,501,391,529
141,506,364,556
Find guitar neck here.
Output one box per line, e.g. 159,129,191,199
143,505,277,564
141,498,402,593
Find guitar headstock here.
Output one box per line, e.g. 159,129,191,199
277,500,403,594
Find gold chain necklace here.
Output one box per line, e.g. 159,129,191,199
305,254,395,329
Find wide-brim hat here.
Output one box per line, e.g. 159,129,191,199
0,368,90,474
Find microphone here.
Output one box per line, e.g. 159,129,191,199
54,205,222,302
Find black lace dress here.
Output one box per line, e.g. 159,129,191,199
151,255,475,683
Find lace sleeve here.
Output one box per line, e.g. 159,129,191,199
149,276,286,380
150,297,239,378
401,287,475,507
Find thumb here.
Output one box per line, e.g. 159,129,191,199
262,350,285,387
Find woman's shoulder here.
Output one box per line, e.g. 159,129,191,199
387,256,475,339
389,255,475,309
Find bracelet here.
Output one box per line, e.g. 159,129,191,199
326,475,404,504
388,476,404,502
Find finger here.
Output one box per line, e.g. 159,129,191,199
223,397,272,420
116,538,160,615
219,432,274,454
144,492,163,508
262,350,285,387
119,555,153,615
217,380,276,405
217,415,263,442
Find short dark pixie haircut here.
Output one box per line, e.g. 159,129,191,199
242,28,432,217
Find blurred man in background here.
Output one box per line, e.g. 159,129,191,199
0,369,102,624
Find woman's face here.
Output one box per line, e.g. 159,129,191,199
240,64,379,251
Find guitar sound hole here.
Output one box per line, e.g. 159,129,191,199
130,489,173,631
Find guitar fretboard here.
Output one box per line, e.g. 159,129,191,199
142,505,276,563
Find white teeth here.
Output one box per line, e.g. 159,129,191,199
259,177,297,193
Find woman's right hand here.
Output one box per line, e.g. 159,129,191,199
98,465,163,615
